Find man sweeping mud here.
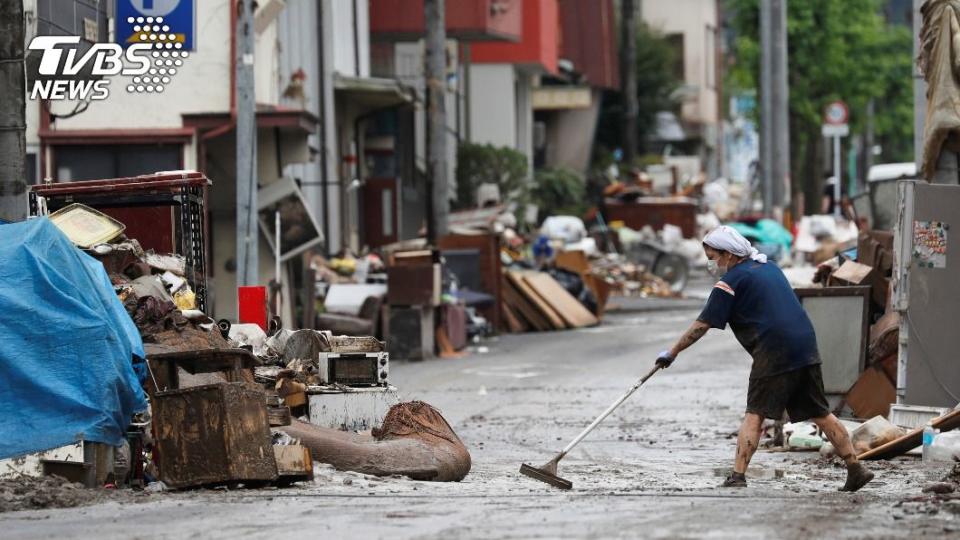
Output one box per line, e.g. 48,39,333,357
656,226,874,492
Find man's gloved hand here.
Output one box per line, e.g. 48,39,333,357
655,350,675,369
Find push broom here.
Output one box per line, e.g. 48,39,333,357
520,365,662,489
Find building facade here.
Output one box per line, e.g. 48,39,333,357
642,0,722,178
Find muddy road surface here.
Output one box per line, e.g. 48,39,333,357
3,303,957,539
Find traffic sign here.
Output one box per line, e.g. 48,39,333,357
116,0,195,51
822,124,850,137
824,101,849,125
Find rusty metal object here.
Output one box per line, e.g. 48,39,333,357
153,383,278,489
146,348,258,393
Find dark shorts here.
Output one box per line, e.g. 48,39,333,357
746,364,830,422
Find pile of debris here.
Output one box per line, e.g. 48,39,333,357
2,206,473,495
500,269,598,333
589,254,679,299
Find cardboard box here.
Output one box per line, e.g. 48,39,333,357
830,260,886,307
845,367,896,419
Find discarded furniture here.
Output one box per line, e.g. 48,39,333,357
438,233,502,331
603,197,698,237
440,304,467,351
307,386,399,431
316,294,384,337
893,181,960,407
795,287,869,403
153,382,278,488
385,305,434,360
386,263,441,306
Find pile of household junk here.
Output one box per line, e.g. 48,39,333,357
0,214,470,493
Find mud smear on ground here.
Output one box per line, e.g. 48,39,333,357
0,476,150,514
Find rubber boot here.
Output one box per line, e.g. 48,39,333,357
839,462,874,492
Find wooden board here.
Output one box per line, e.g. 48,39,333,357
844,367,895,420
267,405,292,427
274,444,313,482
555,250,590,275
858,409,960,461
506,271,566,329
500,301,527,333
522,272,598,328
583,273,611,318
501,276,551,331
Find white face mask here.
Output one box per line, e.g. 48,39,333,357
707,258,728,277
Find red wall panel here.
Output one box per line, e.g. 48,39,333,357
469,0,559,74
557,0,619,89
370,0,522,42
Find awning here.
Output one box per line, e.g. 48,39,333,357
334,74,415,111
182,107,319,135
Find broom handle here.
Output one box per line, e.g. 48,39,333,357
559,365,662,456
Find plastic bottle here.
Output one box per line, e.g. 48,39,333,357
922,421,939,462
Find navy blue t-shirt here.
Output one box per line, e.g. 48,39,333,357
698,260,820,379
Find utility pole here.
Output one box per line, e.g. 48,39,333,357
236,0,258,285
621,0,639,165
760,0,789,218
0,0,27,222
424,0,448,242
863,98,875,191
913,0,925,169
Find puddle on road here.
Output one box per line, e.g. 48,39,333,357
711,466,784,480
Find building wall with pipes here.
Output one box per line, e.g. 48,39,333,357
25,0,311,324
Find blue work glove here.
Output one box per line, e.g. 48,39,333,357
655,350,675,369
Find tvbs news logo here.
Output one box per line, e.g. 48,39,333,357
29,16,189,101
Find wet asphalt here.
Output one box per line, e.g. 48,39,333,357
2,285,958,539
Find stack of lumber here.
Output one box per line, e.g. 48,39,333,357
500,270,598,333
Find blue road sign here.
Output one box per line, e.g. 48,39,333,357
116,0,195,51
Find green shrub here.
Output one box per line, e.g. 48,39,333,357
455,143,529,209
531,167,586,222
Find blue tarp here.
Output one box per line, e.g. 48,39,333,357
0,218,148,459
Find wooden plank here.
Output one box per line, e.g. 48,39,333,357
858,409,960,461
506,272,565,330
500,299,527,333
583,273,610,318
501,277,549,331
844,367,895,420
267,405,292,427
522,272,598,328
555,250,591,275
274,444,313,482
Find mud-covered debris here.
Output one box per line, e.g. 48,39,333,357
943,463,960,484
922,482,956,495
0,475,132,514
